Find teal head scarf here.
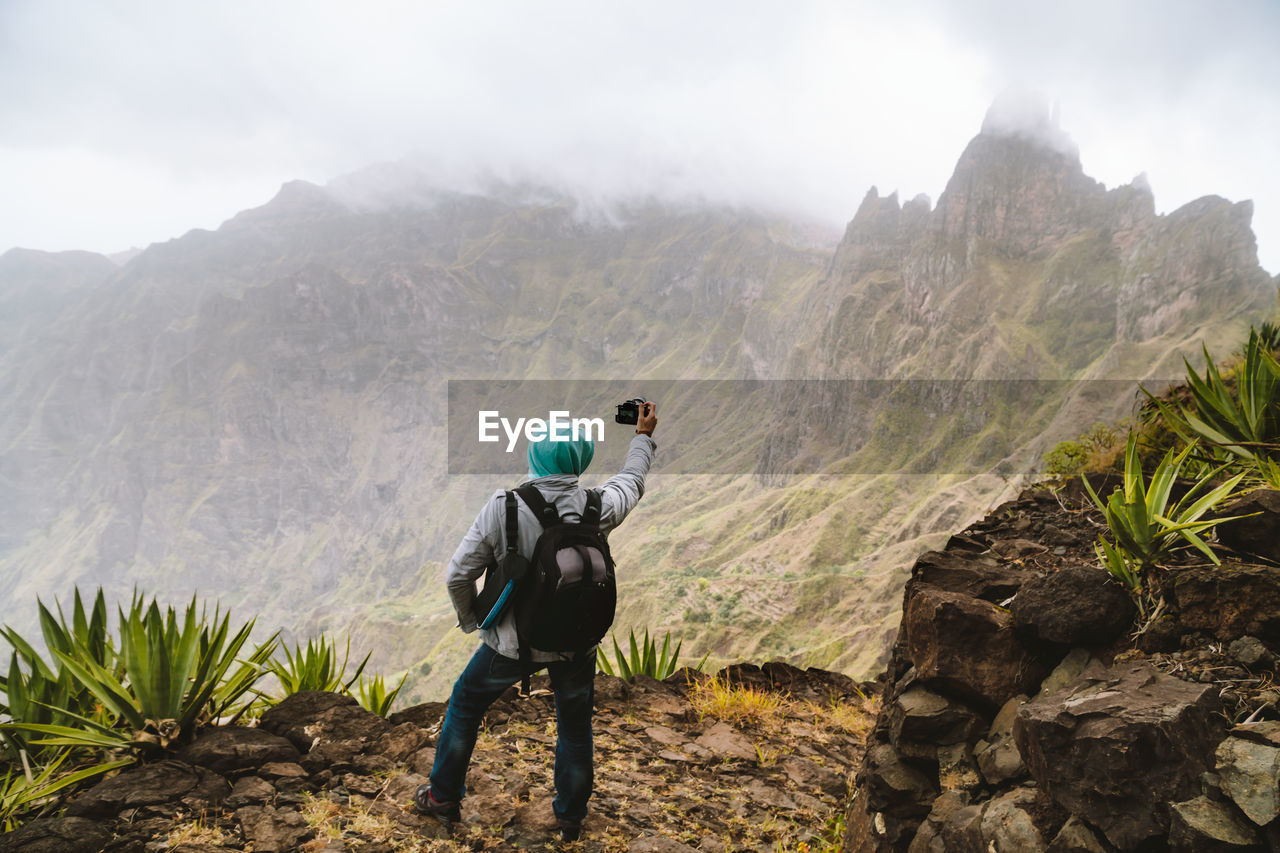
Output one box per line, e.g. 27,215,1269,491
527,433,594,478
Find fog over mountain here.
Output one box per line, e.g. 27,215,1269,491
3,2,1279,272
2,102,1275,701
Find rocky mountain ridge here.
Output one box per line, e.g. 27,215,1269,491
801,131,1272,383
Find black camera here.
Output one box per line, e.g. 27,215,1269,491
615,397,648,425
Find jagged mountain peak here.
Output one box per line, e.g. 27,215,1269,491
919,93,1107,254
933,133,1103,253
805,97,1274,384
825,95,1142,296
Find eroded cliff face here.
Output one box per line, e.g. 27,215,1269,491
802,123,1271,384
733,109,1275,687
1117,194,1268,342
0,183,835,698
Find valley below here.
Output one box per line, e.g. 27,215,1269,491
2,106,1276,705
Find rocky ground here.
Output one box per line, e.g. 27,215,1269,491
1,664,875,853
12,478,1280,852
844,480,1280,852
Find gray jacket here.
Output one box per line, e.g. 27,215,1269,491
445,434,657,661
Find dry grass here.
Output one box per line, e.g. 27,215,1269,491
299,792,344,839
346,807,398,838
687,675,786,728
808,694,879,741
165,814,228,848
298,791,440,851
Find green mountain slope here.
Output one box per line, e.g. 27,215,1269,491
1,112,1275,701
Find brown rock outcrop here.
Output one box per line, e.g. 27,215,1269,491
175,725,301,776
1174,562,1280,641
64,760,229,820
844,483,1280,852
1014,661,1222,849
1011,563,1136,645
905,585,1044,711
1217,488,1280,564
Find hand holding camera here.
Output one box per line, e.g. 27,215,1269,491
616,397,657,436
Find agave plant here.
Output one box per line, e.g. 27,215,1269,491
4,592,277,752
1,655,84,759
1,750,130,831
12,588,114,676
355,671,407,718
1255,320,1280,355
267,635,369,698
1084,434,1252,613
597,629,704,681
1255,456,1280,490
1146,327,1280,470
1,589,117,757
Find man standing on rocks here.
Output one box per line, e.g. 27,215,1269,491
416,401,658,841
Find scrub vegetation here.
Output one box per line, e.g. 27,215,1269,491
0,588,405,829
1046,324,1280,628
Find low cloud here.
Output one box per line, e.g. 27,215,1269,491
979,89,1078,158
1,0,1277,272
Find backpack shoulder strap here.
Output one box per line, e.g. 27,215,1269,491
582,488,603,526
503,491,519,554
515,485,560,527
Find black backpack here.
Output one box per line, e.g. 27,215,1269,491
474,486,617,677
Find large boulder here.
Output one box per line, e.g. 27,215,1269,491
1215,721,1280,826
1014,661,1223,850
717,661,865,702
762,660,867,701
1011,563,1135,645
1216,489,1280,564
388,701,447,730
65,760,229,819
258,689,392,772
0,816,110,853
258,690,388,752
888,686,985,761
175,725,301,776
905,585,1044,710
909,550,1030,603
1174,563,1280,642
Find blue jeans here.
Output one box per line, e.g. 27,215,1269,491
429,642,595,824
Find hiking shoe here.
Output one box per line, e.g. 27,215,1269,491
558,820,582,841
413,785,460,823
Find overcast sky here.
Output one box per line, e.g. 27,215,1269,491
2,0,1278,272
